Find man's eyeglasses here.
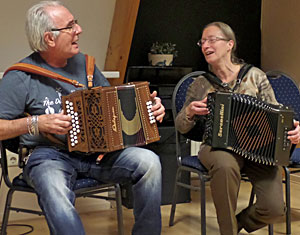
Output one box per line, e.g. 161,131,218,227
51,19,79,32
197,37,229,47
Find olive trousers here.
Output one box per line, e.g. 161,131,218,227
199,145,285,235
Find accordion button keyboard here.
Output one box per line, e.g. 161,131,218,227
146,100,157,124
64,100,81,147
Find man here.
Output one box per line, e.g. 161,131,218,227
0,1,165,235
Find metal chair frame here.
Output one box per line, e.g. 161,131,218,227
0,140,124,235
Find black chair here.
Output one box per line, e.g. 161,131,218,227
169,71,273,235
0,139,124,235
266,70,300,235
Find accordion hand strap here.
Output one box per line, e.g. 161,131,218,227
4,54,96,89
4,63,86,88
85,54,95,89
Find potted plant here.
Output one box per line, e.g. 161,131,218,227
148,42,178,66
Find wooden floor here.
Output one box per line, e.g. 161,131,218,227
4,179,300,235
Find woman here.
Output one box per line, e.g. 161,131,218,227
175,22,300,235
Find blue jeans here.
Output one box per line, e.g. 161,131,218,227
23,146,162,235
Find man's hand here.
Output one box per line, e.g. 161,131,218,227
150,91,165,123
38,111,72,135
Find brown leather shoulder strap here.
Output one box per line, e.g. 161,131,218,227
85,54,95,89
4,63,86,88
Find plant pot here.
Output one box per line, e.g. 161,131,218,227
148,53,174,66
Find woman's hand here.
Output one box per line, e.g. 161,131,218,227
150,91,165,123
288,120,300,144
38,111,72,135
185,97,209,120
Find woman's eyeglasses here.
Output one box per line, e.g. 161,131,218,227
197,37,229,47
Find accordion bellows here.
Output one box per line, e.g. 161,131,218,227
62,82,160,153
204,92,294,166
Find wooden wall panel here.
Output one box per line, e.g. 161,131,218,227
104,0,140,86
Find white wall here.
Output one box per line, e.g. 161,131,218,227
0,0,116,71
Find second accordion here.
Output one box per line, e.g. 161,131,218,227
204,92,294,166
62,81,160,153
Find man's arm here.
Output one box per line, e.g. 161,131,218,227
0,112,72,141
0,118,28,140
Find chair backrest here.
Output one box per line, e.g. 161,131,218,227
172,71,205,119
171,71,205,159
266,71,300,120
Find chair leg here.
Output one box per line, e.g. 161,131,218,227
114,184,124,235
1,189,14,235
268,224,274,235
248,186,255,207
284,166,291,235
169,169,181,226
200,175,206,235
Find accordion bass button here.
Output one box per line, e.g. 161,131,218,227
65,100,69,104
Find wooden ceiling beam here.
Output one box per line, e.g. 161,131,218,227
104,0,140,86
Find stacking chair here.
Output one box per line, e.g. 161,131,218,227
169,71,274,235
266,70,300,235
0,138,124,235
168,71,210,235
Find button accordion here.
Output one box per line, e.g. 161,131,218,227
204,92,294,166
62,81,160,153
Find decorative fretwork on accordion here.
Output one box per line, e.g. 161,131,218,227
62,81,160,153
204,92,294,166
